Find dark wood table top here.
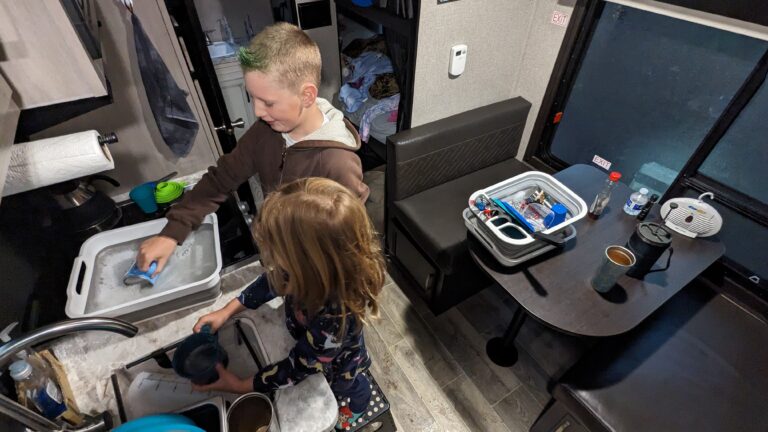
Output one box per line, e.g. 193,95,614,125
469,164,725,337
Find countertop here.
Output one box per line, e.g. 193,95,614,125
110,170,207,203
48,262,337,431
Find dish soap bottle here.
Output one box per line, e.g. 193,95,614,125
9,358,67,420
588,171,622,219
624,188,650,216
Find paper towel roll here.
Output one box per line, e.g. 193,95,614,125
3,130,115,196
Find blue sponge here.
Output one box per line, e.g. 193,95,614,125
123,261,159,286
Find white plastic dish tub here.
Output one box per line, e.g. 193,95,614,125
65,214,222,323
464,208,577,267
467,171,587,247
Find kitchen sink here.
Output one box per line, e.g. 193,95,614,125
208,41,236,59
177,397,227,432
110,317,267,429
109,302,343,432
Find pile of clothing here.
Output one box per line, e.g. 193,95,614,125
339,37,400,142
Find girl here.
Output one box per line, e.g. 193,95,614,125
192,177,385,430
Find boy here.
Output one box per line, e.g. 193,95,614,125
138,23,367,273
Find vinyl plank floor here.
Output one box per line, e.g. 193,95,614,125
431,308,522,405
493,386,544,432
379,284,462,387
388,269,435,320
391,340,472,432
456,288,516,336
373,291,406,346
442,374,511,432
393,283,526,405
481,325,551,406
365,320,439,432
364,273,552,431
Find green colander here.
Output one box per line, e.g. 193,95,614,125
154,181,185,204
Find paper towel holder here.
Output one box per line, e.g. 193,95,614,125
97,132,119,146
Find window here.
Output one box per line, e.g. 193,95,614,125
542,2,767,197
689,78,768,286
699,79,768,204
529,0,768,294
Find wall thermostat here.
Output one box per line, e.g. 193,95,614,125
449,44,467,77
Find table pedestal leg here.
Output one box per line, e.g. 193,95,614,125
486,306,527,367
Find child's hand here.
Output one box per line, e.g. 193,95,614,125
191,364,252,394
193,309,230,333
138,235,177,276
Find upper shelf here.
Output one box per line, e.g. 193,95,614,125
335,0,414,37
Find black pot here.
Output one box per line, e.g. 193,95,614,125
626,222,673,279
48,175,122,237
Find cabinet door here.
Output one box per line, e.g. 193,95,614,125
0,74,20,202
0,1,107,108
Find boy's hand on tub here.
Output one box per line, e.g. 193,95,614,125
137,235,177,276
191,364,252,394
194,309,231,333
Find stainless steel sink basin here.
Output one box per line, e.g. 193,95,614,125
208,41,236,59
112,303,340,432
177,397,227,432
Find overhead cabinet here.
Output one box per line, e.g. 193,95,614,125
0,74,20,203
0,0,113,137
0,1,107,108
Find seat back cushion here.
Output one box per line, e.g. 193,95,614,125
386,98,531,203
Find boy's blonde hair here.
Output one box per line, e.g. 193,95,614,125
238,22,321,92
254,178,385,330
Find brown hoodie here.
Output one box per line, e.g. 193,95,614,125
160,98,368,244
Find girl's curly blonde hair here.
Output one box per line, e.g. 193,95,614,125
254,178,385,329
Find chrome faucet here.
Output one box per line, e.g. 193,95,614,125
0,318,139,432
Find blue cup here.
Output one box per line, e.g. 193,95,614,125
129,182,158,214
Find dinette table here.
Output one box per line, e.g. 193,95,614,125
469,164,725,366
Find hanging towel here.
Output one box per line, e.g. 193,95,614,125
132,13,198,157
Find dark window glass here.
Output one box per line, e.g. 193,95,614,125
549,3,768,197
680,189,767,283
700,81,768,204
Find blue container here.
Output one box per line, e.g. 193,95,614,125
129,182,158,214
544,203,568,228
352,0,374,6
113,414,204,432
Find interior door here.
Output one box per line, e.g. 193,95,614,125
163,0,255,210
294,0,341,101
164,0,239,152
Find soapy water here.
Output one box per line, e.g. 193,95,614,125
84,225,217,313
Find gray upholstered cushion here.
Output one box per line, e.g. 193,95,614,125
393,158,530,272
556,286,768,432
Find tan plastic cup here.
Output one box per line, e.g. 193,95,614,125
592,245,636,293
